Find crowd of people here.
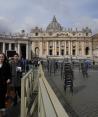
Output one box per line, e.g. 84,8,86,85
0,54,93,111
0,52,30,111
41,58,93,93
44,58,92,78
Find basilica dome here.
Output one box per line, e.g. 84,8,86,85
46,16,63,32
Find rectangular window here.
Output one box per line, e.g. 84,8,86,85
72,49,75,55
57,51,59,55
61,49,64,55
85,47,89,55
49,50,52,55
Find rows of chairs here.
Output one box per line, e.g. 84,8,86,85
63,62,74,93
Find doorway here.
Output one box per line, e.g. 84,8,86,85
20,44,26,59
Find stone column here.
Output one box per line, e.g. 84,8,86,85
82,41,85,57
17,43,20,55
70,41,72,55
76,41,79,56
28,42,32,60
26,43,29,59
89,41,93,58
15,42,18,52
65,41,66,55
54,41,56,56
53,41,55,56
9,43,11,50
32,42,35,56
53,41,54,56
3,42,5,53
68,41,70,55
46,41,49,57
59,41,60,56
39,41,42,57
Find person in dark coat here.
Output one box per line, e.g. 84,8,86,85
10,53,22,100
81,61,89,78
20,57,29,73
0,53,11,109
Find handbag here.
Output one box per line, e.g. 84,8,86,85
5,84,16,108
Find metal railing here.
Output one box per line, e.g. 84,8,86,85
21,67,38,117
38,65,69,117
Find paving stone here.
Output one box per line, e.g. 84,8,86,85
45,69,98,117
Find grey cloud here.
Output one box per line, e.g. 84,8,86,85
0,17,13,33
0,0,98,33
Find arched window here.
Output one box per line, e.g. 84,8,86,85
85,47,89,55
35,32,38,36
86,33,88,36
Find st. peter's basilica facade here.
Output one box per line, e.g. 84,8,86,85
0,16,97,61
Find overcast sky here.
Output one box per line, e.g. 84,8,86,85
0,0,98,34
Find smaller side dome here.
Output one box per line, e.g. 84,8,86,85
82,27,92,33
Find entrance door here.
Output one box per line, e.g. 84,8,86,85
20,44,26,59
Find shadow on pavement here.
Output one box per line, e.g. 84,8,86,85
73,85,86,94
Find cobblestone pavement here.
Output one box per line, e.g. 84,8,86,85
44,68,98,117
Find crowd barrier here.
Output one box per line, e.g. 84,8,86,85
38,65,69,117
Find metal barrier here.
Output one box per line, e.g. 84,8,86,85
21,64,69,117
38,65,69,117
21,67,38,117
